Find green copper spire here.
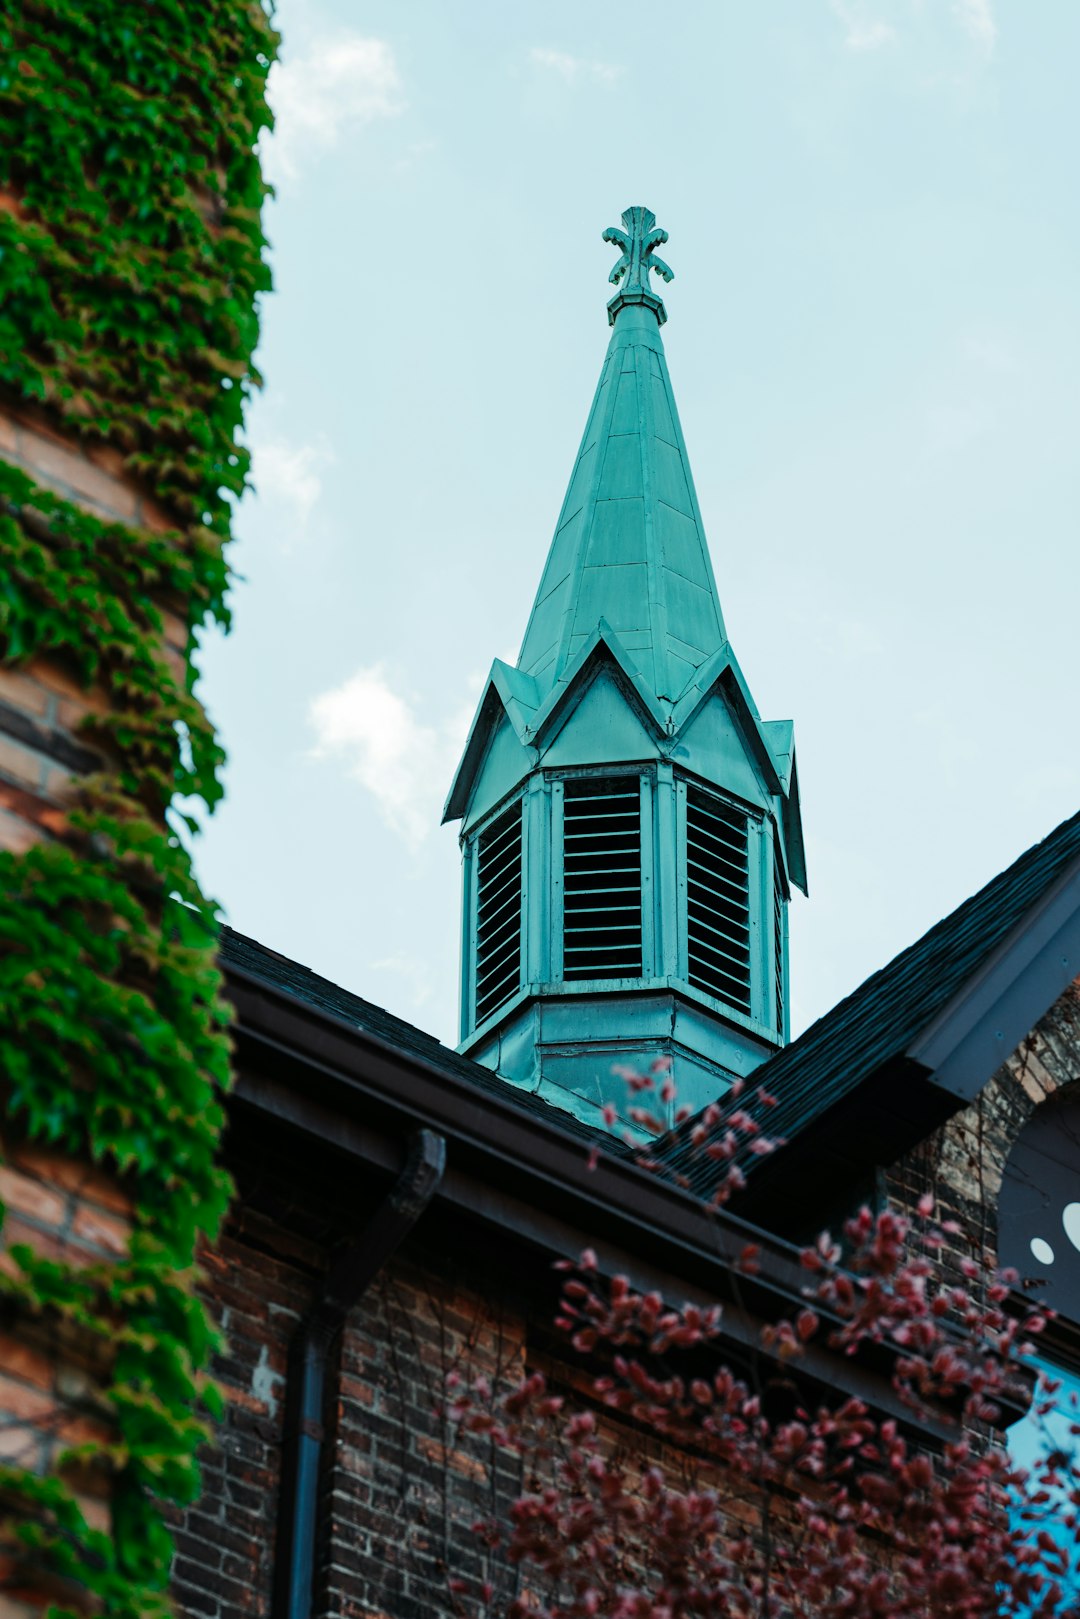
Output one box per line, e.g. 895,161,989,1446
604,205,674,327
444,205,806,1142
516,206,727,707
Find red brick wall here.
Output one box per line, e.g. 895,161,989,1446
173,988,1080,1619
169,1145,529,1619
0,370,187,1613
0,402,189,857
0,1132,134,1617
168,1207,311,1619
173,997,1080,1619
321,1265,524,1619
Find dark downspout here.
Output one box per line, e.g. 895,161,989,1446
271,1128,446,1619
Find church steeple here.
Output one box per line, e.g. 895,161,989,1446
444,208,806,1137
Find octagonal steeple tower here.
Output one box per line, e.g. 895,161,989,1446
443,207,806,1136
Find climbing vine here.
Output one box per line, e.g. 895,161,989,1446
0,2,275,1613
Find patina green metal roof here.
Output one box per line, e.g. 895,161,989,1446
443,206,805,898
442,206,808,1130
516,207,727,706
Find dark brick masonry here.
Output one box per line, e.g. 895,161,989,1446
171,1131,532,1619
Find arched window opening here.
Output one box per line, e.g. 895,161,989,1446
1002,1095,1080,1605
999,1095,1080,1322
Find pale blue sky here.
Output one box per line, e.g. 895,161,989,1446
193,0,1080,1046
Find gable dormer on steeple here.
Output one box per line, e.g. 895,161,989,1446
444,208,806,1137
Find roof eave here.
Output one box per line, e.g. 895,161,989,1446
782,751,808,896
221,944,969,1438
728,849,1080,1227
907,851,1080,1104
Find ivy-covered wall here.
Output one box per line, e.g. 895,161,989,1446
0,4,276,1614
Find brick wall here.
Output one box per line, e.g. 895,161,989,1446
169,1205,312,1619
169,983,1080,1619
0,401,188,857
322,1262,525,1619
0,387,159,1618
0,1130,134,1617
175,1137,826,1619
0,379,188,1610
886,978,1080,1264
170,1137,531,1619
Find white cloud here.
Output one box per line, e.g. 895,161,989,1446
829,0,997,58
829,1,897,51
952,0,997,54
529,47,622,86
250,436,334,527
309,665,469,849
264,36,405,180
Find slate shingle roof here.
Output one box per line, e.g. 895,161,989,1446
221,805,1080,1230
660,807,1080,1205
221,927,623,1152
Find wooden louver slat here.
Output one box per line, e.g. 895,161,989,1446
686,785,751,1015
563,777,642,980
475,801,522,1026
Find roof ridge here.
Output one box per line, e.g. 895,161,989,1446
219,926,634,1153
775,803,1080,1071
220,926,446,1049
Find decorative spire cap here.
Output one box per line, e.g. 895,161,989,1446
604,205,674,327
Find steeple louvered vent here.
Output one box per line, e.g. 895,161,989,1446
475,801,522,1026
686,786,751,1015
562,777,642,981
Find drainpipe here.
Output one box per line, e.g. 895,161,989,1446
271,1128,446,1619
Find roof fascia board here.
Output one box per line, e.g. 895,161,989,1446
225,960,799,1281
907,854,1080,1102
672,644,760,727
782,752,808,896
492,658,541,727
760,719,794,795
229,1060,955,1440
713,668,783,798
